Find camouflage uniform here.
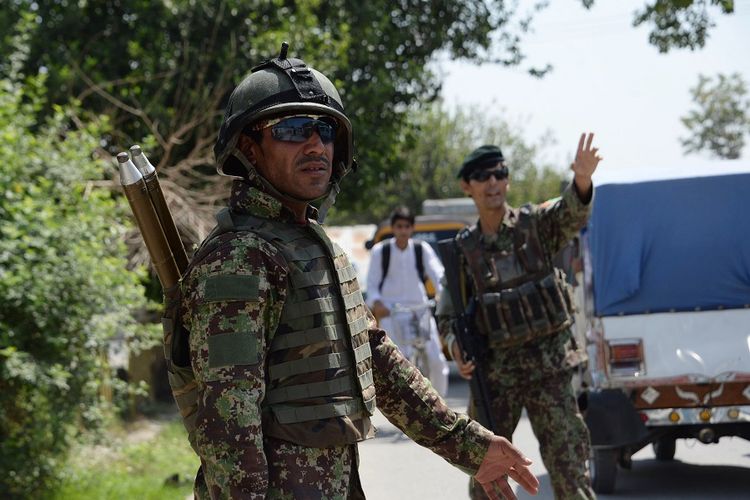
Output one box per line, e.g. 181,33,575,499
438,183,596,500
182,179,494,499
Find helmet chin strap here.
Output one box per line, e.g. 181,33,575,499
232,147,338,222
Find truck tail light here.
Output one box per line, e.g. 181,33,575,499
607,339,644,376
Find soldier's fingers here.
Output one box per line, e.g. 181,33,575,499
497,478,517,500
585,132,594,150
576,133,585,155
498,438,532,465
509,466,540,494
591,147,599,156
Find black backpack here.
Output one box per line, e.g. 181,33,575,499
378,240,427,292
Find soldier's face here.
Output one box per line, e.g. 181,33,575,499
244,122,334,201
460,163,510,211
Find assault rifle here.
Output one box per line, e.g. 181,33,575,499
438,239,496,431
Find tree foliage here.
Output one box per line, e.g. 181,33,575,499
0,0,547,250
681,73,749,159
0,65,152,498
349,102,566,224
582,0,734,53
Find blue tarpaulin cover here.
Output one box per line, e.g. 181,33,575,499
587,171,750,316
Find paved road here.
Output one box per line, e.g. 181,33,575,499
358,375,750,499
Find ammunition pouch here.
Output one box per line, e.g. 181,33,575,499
478,269,573,348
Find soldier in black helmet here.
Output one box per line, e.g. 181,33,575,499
169,44,540,499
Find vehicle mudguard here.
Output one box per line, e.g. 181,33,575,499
583,389,649,447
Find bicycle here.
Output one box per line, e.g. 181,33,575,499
388,300,436,380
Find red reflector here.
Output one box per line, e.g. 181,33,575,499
639,412,648,423
610,343,641,361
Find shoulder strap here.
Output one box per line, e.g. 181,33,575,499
378,242,391,293
414,241,426,284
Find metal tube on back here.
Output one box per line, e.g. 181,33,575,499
130,145,190,272
118,152,180,289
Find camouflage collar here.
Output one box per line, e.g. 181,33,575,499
229,179,318,222
476,203,516,244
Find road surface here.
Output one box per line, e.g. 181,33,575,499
358,375,750,499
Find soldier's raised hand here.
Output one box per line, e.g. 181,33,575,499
571,132,602,197
474,436,540,499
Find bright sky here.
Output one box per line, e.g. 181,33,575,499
440,0,750,172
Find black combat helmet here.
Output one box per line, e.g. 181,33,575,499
214,42,354,182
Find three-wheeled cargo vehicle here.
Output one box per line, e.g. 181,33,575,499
580,162,750,493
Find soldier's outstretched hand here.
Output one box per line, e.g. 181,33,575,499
474,436,539,500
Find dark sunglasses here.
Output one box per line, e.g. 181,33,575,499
255,115,338,144
469,166,509,182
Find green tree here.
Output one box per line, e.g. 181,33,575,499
681,73,749,159
0,63,152,498
0,0,548,246
582,0,735,53
352,103,566,224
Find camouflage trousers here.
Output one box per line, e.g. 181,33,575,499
468,369,595,500
194,435,365,499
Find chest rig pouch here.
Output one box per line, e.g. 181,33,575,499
457,206,574,348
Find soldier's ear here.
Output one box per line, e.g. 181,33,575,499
460,179,472,196
238,134,259,166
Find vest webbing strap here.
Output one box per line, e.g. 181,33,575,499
273,313,368,352
269,351,351,380
348,315,369,337
288,264,357,289
265,376,354,404
363,394,377,415
270,323,348,352
337,264,357,283
282,296,337,321
284,244,330,262
343,290,365,310
272,398,364,424
290,269,335,288
353,341,372,364
358,368,374,390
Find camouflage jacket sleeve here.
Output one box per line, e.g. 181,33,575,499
182,232,288,499
537,181,593,258
369,327,493,474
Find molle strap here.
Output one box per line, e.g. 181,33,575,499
266,376,354,404
348,315,369,339
281,296,337,321
270,323,349,352
290,269,335,288
272,398,364,425
358,369,374,391
269,351,352,380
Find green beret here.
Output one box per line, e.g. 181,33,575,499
458,145,505,179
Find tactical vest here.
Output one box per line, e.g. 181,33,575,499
162,208,375,450
457,205,574,348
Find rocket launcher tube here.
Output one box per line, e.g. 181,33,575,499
118,152,181,289
129,145,190,272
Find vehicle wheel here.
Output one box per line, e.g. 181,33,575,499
653,437,676,461
590,448,618,494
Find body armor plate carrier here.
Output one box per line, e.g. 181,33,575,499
457,206,574,348
162,208,375,449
